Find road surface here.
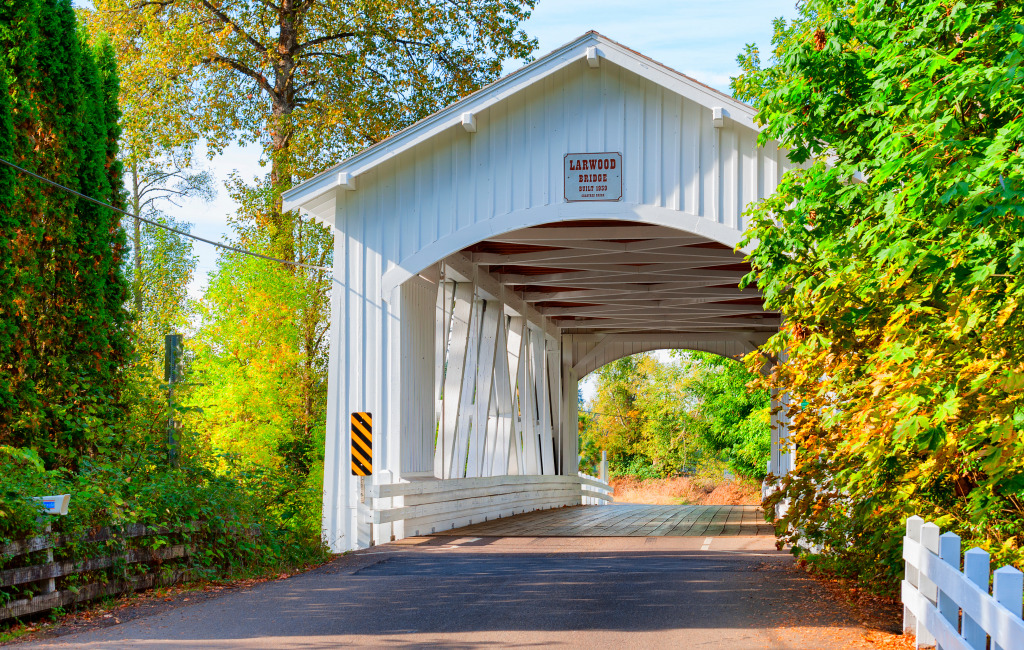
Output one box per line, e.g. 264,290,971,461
20,506,886,648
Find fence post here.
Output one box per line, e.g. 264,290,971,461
937,532,960,650
916,522,940,648
904,515,924,635
600,450,608,486
962,547,989,650
992,566,1023,650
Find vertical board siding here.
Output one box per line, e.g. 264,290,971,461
399,278,437,474
333,61,796,280
319,57,797,552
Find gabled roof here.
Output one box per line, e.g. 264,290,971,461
282,31,758,212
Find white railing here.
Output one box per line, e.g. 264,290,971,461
902,516,1024,650
367,474,613,537
578,471,613,505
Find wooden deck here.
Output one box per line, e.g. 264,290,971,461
438,504,773,537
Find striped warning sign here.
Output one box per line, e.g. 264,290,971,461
350,412,372,476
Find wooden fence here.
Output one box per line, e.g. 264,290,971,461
902,516,1024,650
1,521,255,623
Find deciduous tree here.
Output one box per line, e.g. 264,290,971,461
734,0,1024,584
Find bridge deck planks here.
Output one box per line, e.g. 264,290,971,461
439,504,773,537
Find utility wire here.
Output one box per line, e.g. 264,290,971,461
579,408,643,420
0,156,332,273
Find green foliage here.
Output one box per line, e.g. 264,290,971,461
579,353,770,480
0,442,324,610
0,0,131,469
674,351,771,479
734,0,1024,587
187,249,326,542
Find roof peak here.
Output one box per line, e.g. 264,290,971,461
284,32,756,212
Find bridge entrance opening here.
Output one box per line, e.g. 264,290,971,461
282,32,798,552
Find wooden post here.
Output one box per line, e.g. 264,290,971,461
937,531,960,650
917,522,939,647
42,522,55,595
164,334,183,468
904,515,924,635
962,547,989,650
992,566,1023,650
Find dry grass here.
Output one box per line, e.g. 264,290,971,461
610,475,761,505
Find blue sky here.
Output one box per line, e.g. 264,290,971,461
171,1,800,292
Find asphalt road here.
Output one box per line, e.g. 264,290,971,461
21,533,884,649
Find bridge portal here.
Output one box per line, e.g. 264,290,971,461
283,32,798,552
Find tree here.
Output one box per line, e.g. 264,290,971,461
84,0,538,255
81,0,539,493
579,353,769,479
0,0,130,468
581,355,650,476
122,152,210,375
734,0,1024,584
673,352,770,480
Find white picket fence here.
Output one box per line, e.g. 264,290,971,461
902,516,1024,650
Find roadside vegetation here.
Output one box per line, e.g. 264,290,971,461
578,351,771,494
0,0,538,623
733,0,1024,590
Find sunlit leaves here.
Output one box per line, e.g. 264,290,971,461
734,0,1024,585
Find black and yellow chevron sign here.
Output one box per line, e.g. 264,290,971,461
350,412,372,476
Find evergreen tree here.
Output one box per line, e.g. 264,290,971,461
0,0,130,468
0,59,15,417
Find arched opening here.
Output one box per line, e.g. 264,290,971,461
578,348,769,508
406,215,778,493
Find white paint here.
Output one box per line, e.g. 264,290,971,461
712,106,724,128
284,33,798,552
902,516,1024,650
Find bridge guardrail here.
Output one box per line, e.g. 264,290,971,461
902,515,1024,650
368,474,613,536
578,471,613,505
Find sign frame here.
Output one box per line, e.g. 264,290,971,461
564,152,623,203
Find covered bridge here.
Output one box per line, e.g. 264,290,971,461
283,32,798,552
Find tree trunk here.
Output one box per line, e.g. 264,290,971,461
131,159,143,316
268,0,299,263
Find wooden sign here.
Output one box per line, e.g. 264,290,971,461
564,152,622,202
350,412,372,476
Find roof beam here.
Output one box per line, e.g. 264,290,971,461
540,304,774,317
558,316,779,329
470,249,741,266
497,269,747,286
523,285,759,302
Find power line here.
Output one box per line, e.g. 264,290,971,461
579,408,643,419
0,157,332,273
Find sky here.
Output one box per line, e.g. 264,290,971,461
159,0,800,397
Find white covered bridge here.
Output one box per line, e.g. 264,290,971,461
283,32,798,552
